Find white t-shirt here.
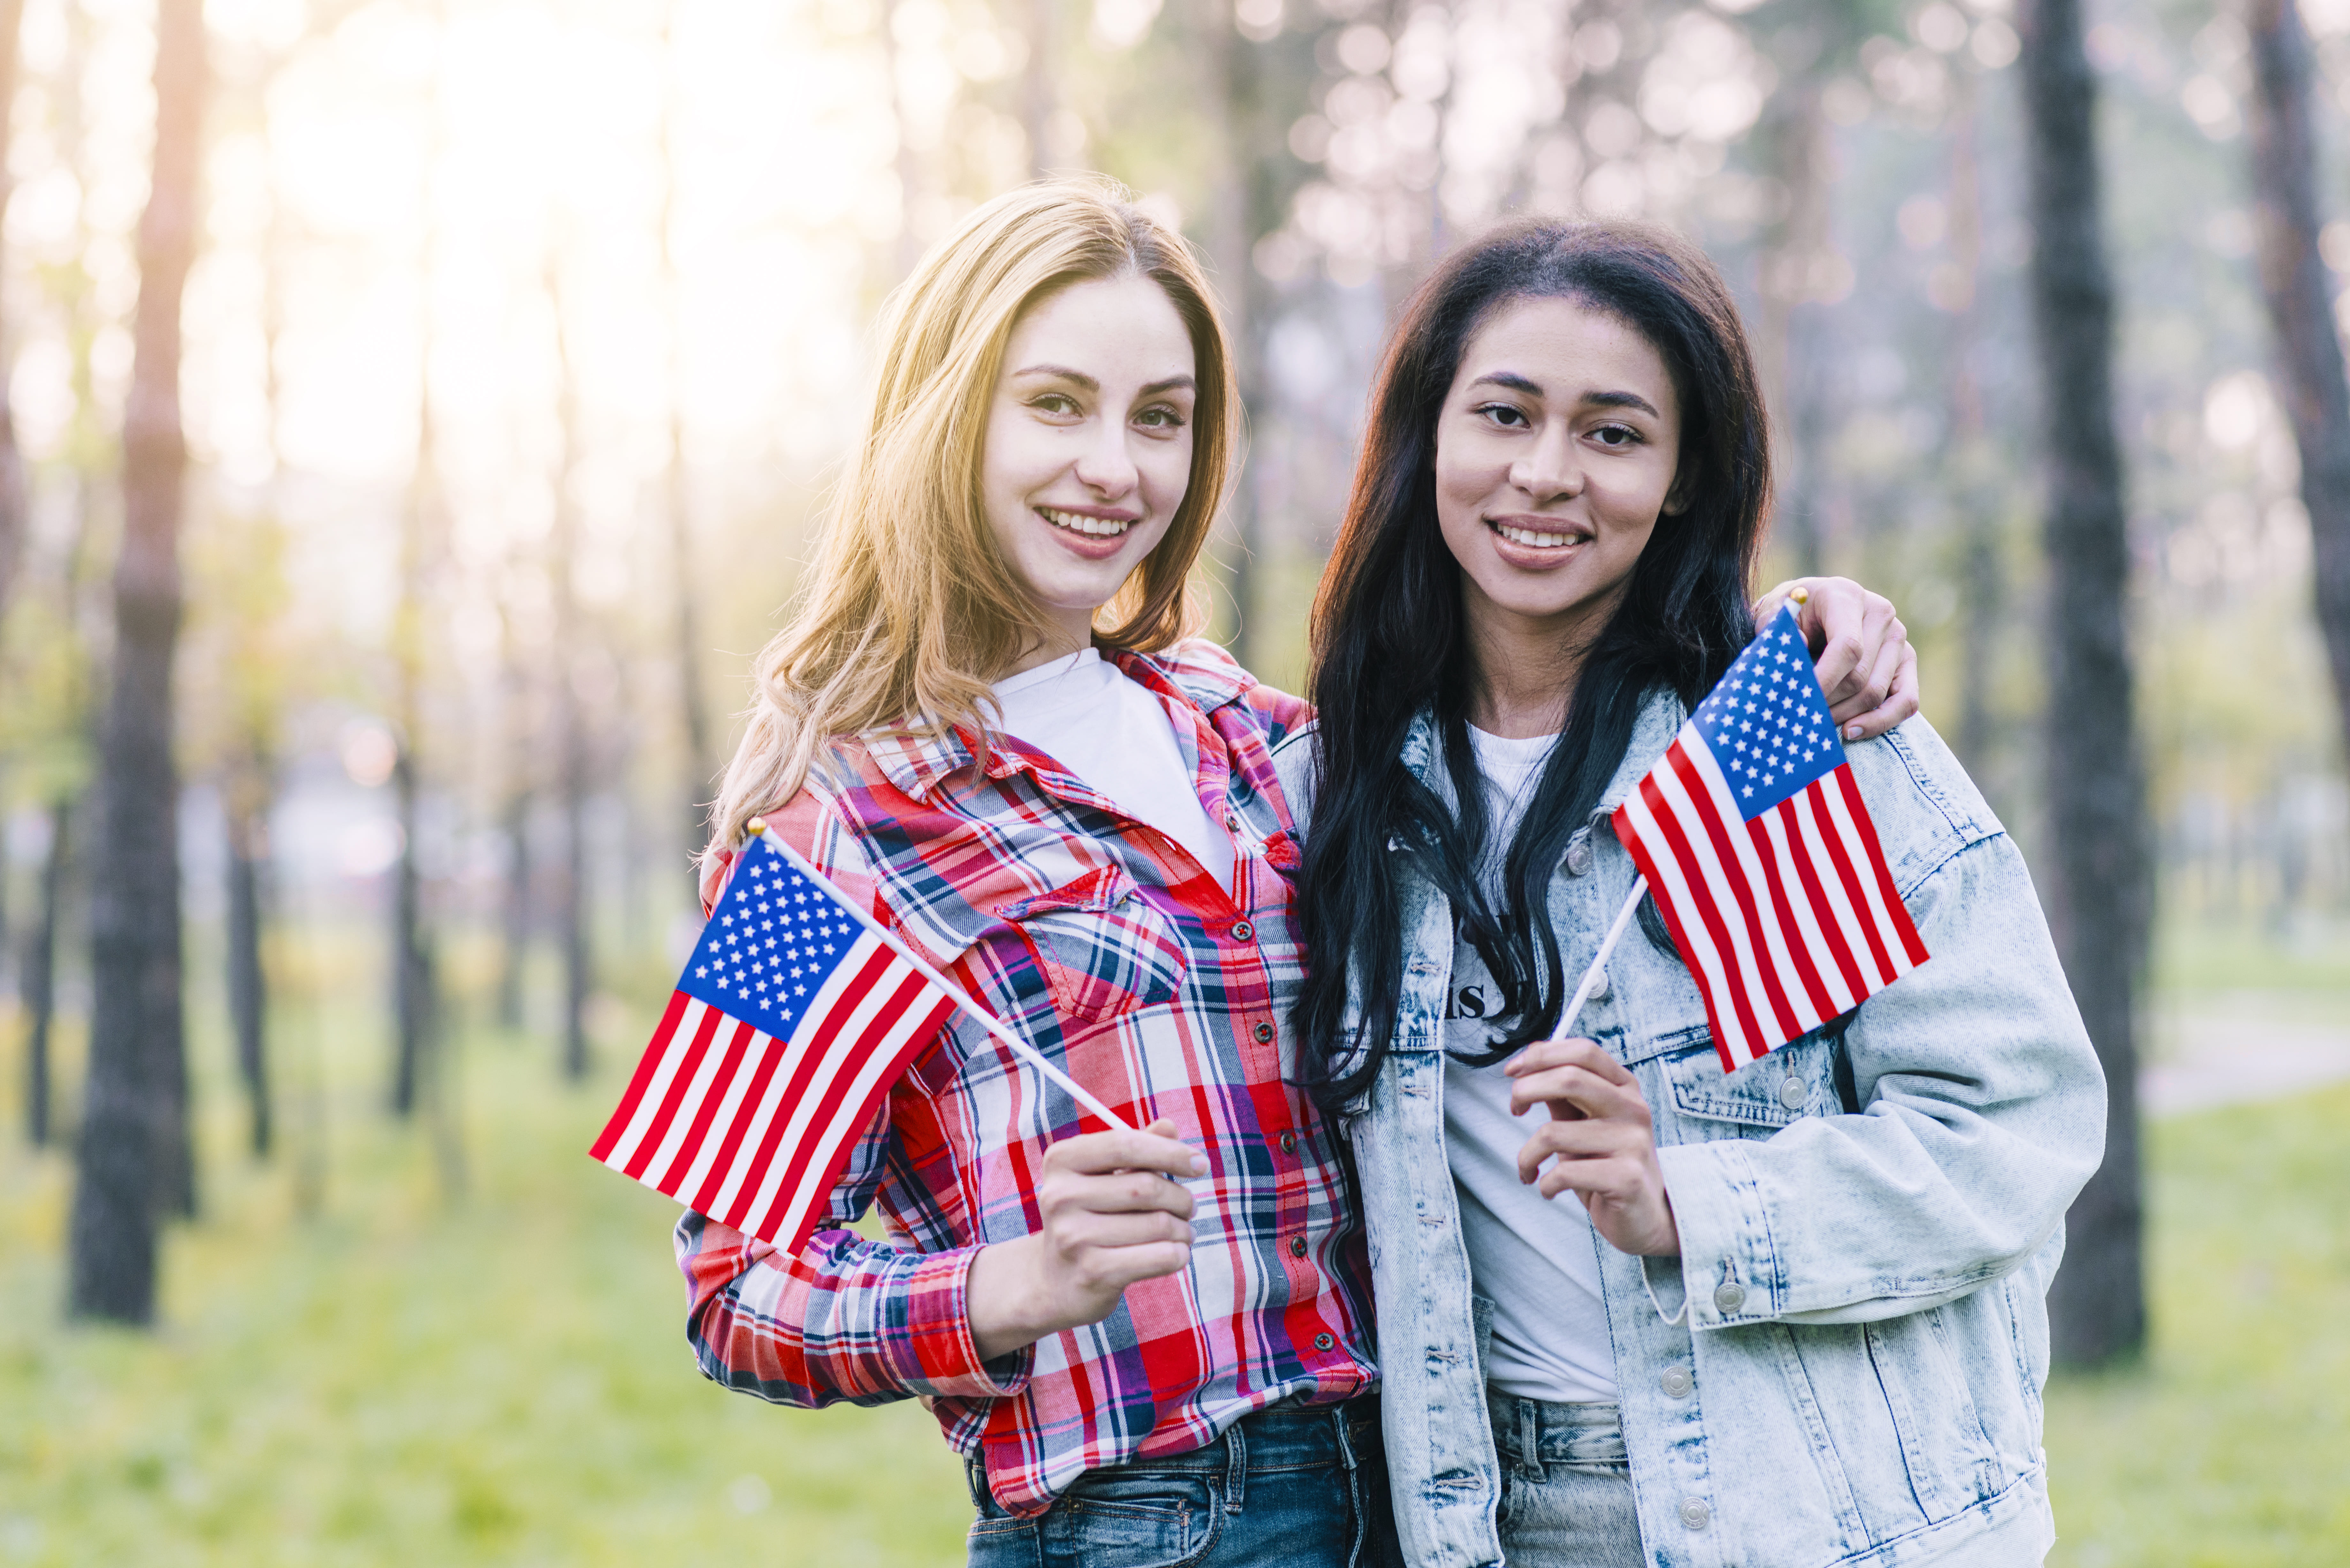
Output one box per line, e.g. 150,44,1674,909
990,648,1235,890
1440,725,1618,1406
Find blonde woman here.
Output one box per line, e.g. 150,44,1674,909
678,177,1914,1567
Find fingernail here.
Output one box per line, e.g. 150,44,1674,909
1845,723,1863,740
1189,1154,1208,1175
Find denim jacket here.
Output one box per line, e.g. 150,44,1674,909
1275,692,2106,1568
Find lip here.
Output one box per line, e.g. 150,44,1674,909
1035,502,1144,561
1482,513,1593,569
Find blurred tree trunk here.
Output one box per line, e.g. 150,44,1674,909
1943,79,2004,780
70,0,208,1324
2020,0,2147,1368
497,777,531,1030
389,411,437,1117
549,267,591,1082
224,767,270,1157
0,0,30,622
2247,0,2350,760
1017,0,1056,176
661,10,714,884
1201,0,1266,666
1754,67,1832,577
390,20,444,1119
21,795,69,1147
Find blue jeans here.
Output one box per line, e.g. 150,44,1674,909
965,1396,1399,1568
1491,1394,1644,1567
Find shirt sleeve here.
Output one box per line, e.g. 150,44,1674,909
674,1121,1030,1407
673,782,1032,1406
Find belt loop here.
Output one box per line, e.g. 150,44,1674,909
965,1453,993,1516
1224,1412,1249,1515
1334,1401,1361,1476
1517,1398,1543,1483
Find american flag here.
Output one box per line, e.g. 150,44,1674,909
589,830,959,1253
1611,605,1929,1073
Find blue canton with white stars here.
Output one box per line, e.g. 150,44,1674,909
678,836,869,1040
1688,605,1846,821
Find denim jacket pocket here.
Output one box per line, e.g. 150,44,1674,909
997,866,1190,1024
1655,1031,1838,1140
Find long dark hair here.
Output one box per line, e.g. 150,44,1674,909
1294,218,1771,1108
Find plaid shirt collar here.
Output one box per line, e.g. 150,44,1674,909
860,646,1258,805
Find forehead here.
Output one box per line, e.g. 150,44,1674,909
1004,272,1196,378
1456,295,1676,411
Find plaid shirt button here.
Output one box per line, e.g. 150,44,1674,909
1315,1332,1336,1351
1279,1131,1299,1154
1230,919,1255,942
1289,1235,1309,1258
1254,1021,1275,1043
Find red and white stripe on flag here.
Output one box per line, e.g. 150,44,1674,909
1612,734,1929,1073
589,932,957,1254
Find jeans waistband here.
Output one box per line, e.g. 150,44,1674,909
967,1393,1381,1515
1488,1392,1629,1473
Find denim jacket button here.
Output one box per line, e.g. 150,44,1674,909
1586,967,1610,1001
1679,1497,1711,1531
1659,1366,1693,1399
1564,838,1594,877
1778,1077,1810,1110
1712,1281,1747,1315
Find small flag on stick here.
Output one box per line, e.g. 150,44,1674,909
591,821,1130,1254
1605,605,1929,1073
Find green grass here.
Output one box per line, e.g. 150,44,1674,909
3,978,2347,1564
0,1016,972,1567
2044,1081,2350,1568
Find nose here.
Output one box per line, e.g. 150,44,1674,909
1071,415,1140,501
1509,421,1583,504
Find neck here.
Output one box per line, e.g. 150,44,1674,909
1462,583,1626,738
1000,608,1098,678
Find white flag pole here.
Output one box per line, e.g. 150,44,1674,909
1554,875,1649,1041
747,820,1137,1134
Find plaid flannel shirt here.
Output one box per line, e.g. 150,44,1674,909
675,640,1376,1519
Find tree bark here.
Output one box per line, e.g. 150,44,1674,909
661,11,713,886
1755,72,1833,576
0,0,31,621
70,0,208,1324
549,266,590,1082
2020,0,2147,1368
225,776,269,1157
21,795,69,1148
1201,0,1265,666
2247,0,2350,760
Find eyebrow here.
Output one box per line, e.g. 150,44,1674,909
1011,364,1196,398
1467,372,1661,418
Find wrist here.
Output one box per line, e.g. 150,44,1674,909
966,1235,1060,1362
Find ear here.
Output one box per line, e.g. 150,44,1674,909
1660,460,1694,518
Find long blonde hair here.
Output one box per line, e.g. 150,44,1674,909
706,176,1237,861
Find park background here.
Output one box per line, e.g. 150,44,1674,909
2,0,2348,1560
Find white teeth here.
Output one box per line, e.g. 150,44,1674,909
1040,506,1133,538
1495,523,1580,548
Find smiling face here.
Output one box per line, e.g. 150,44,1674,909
980,271,1198,670
1434,293,1686,670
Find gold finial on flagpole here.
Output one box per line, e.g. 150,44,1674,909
745,816,767,838
1789,584,1810,606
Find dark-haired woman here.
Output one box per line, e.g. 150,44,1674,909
1277,220,2105,1568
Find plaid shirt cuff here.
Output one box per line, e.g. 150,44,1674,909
901,1244,1033,1400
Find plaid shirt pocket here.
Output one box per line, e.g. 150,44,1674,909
994,864,1190,1024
